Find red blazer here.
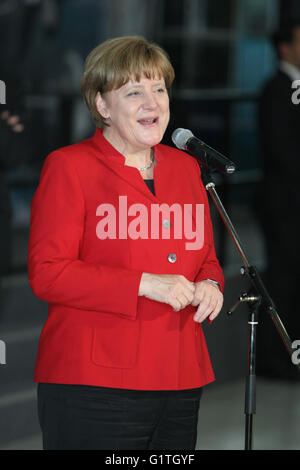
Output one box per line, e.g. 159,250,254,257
28,128,224,390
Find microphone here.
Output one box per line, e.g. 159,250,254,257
172,128,236,175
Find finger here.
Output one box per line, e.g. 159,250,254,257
196,295,213,316
177,292,194,308
165,293,179,311
173,283,195,305
176,295,185,310
191,290,204,306
194,297,216,322
8,115,20,126
12,123,24,133
1,110,10,119
184,288,197,304
194,306,215,323
172,297,182,312
191,284,205,306
208,297,224,322
205,294,223,322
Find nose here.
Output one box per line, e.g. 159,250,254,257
142,91,158,109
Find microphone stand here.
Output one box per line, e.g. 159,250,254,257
199,166,300,450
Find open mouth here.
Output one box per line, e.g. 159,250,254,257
138,117,158,125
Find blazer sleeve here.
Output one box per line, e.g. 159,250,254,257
192,161,225,293
28,150,143,320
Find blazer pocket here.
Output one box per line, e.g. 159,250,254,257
91,313,140,369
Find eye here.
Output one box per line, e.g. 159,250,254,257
156,87,166,93
127,91,140,97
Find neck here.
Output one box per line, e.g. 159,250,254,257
102,128,152,168
124,149,153,168
279,60,300,81
281,59,300,68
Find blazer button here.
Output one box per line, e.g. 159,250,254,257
162,219,171,229
167,253,177,263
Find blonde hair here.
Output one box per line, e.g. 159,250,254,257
81,36,175,128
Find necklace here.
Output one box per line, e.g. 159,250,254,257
138,150,154,171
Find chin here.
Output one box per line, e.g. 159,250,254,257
145,130,165,146
143,138,163,149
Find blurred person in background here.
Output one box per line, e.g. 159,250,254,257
28,36,224,450
0,78,27,284
0,0,43,291
0,113,22,283
256,21,300,381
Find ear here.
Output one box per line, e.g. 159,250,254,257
95,91,110,120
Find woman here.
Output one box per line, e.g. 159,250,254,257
28,36,224,450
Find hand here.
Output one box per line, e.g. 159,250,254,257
1,110,24,132
191,279,223,323
139,273,196,311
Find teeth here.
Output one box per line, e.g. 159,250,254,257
139,119,156,123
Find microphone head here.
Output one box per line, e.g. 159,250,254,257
172,128,194,150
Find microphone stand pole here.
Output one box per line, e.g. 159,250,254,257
199,166,300,450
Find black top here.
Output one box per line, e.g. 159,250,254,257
144,178,155,196
259,69,300,209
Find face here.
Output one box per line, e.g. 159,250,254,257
281,28,300,68
95,75,170,156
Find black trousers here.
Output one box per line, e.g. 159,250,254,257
37,383,203,450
